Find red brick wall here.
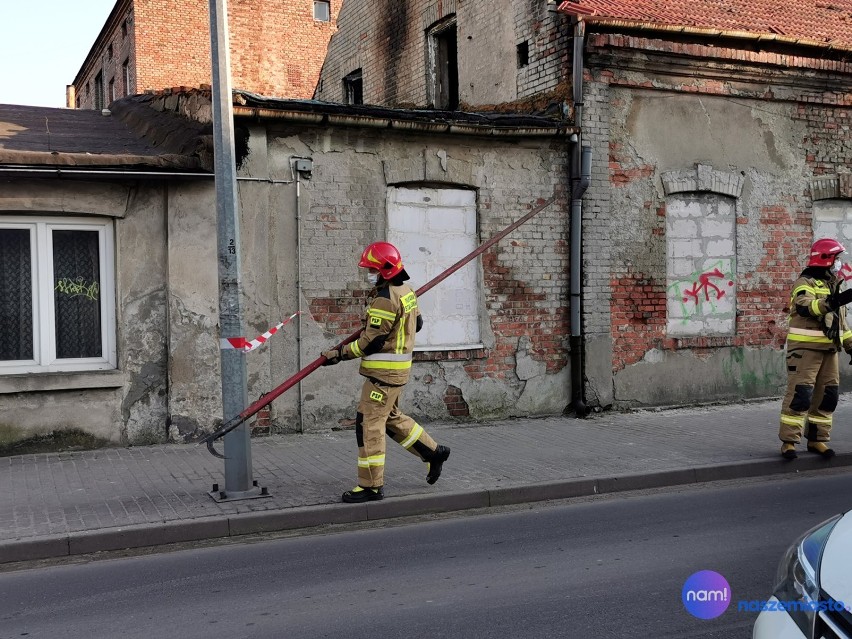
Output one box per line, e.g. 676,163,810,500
135,0,338,98
592,35,852,375
76,0,338,108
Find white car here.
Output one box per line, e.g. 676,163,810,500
753,511,852,638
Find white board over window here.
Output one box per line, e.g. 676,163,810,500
387,187,481,350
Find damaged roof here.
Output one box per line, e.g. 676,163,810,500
232,91,575,135
559,0,852,51
0,102,206,172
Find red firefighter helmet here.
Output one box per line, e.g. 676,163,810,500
358,241,404,279
808,238,846,267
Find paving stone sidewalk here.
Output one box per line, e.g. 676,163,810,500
2,396,852,563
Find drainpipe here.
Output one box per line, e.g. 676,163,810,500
570,18,592,417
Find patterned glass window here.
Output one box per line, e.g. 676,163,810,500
0,228,34,361
0,217,115,374
53,230,102,359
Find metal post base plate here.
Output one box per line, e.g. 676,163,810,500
208,481,271,502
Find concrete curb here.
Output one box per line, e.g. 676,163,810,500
1,453,850,565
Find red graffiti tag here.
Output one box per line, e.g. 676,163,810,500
682,268,731,304
839,263,852,283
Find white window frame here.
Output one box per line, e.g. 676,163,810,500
313,0,330,21
0,216,116,375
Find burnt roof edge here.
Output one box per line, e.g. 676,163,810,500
232,91,576,136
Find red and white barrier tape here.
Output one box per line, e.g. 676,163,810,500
220,311,301,352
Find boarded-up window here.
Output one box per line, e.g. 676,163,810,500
666,194,736,336
387,187,480,349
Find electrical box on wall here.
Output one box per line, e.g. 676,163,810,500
294,159,313,173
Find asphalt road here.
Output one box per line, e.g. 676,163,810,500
1,470,851,639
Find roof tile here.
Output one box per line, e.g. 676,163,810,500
559,0,852,50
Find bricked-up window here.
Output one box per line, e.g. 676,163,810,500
813,200,852,245
517,41,529,68
107,44,113,61
387,187,481,350
343,69,363,105
121,19,128,39
427,17,459,110
0,217,116,375
313,0,330,21
666,194,736,337
94,72,104,111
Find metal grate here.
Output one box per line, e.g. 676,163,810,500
52,230,101,359
0,229,34,361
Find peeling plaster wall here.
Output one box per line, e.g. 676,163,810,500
580,36,852,407
117,184,170,443
165,181,221,440
243,122,572,431
0,179,170,445
603,88,803,406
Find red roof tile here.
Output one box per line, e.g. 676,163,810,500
559,0,852,51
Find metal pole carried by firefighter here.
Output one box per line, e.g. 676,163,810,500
198,194,558,463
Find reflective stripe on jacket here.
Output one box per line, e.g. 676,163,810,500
786,274,852,352
341,282,421,385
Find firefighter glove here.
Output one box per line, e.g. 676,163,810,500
321,349,341,366
827,288,852,310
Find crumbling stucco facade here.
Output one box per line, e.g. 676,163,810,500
579,34,852,409
0,179,176,446
316,0,852,411
231,111,574,434
0,95,573,447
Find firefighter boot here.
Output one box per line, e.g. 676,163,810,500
781,442,797,460
426,445,451,485
807,441,835,459
342,486,384,503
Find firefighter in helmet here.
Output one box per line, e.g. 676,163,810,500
321,241,451,503
779,238,852,459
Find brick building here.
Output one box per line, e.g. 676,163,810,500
315,0,571,109
70,0,339,110
559,0,852,408
8,0,852,451
316,0,852,410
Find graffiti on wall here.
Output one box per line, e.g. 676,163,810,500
668,260,735,320
55,277,99,301
721,347,785,394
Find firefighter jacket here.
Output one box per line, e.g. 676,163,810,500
340,281,422,386
786,267,852,354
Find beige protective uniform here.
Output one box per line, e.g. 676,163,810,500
339,281,438,488
779,271,852,444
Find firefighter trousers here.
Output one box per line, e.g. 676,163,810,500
779,348,839,444
354,377,439,488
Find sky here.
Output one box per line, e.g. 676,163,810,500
0,1,117,108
